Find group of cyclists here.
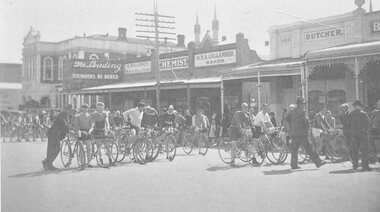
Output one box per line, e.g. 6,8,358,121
3,97,380,171
1,110,53,142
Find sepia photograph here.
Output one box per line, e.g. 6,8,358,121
1,0,380,211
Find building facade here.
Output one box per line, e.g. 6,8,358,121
21,27,186,110
0,63,22,110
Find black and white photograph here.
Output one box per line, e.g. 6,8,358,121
1,0,380,211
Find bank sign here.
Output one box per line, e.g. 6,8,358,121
304,28,344,41
124,56,188,74
195,49,236,67
64,60,123,90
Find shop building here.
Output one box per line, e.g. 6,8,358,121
227,0,380,123
21,27,186,110
0,63,22,110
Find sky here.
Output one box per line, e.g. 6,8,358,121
0,0,377,63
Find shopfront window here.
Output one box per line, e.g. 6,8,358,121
43,57,53,81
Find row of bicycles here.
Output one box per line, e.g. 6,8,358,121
1,123,48,142
59,124,379,170
59,125,178,169
217,126,379,166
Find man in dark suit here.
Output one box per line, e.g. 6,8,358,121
42,109,70,171
348,100,372,171
285,96,326,169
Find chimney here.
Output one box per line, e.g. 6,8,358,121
177,34,185,47
118,27,127,39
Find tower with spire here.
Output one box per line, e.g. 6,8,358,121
194,10,201,46
212,5,219,45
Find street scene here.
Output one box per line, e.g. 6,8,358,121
1,0,380,211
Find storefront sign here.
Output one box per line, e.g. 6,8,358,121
159,56,188,71
372,21,380,32
304,28,343,41
124,56,188,74
125,61,151,74
195,49,236,67
63,60,123,90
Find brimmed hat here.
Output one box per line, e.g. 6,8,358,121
137,102,145,107
352,100,363,107
168,105,174,110
195,107,203,112
81,103,89,109
296,96,306,104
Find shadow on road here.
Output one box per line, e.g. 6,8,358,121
329,167,380,174
8,167,82,178
206,164,251,171
263,168,318,175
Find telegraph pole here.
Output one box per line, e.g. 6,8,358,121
135,0,176,112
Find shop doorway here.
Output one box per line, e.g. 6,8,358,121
362,60,380,112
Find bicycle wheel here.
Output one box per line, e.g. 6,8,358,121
218,137,233,164
148,139,160,162
265,137,288,164
298,146,308,164
198,134,209,156
182,134,194,155
238,139,255,163
96,139,118,168
325,134,348,163
75,141,86,169
133,139,153,164
251,138,266,165
115,135,128,162
166,135,177,161
60,139,73,168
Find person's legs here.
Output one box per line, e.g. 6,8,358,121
290,136,300,169
359,134,369,169
300,136,322,166
44,134,60,168
351,135,360,169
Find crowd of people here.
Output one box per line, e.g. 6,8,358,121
2,96,380,172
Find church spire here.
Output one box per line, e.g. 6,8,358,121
369,0,373,12
212,4,219,45
194,9,201,45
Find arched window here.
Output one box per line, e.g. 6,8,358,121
89,53,99,61
72,96,77,109
43,57,53,81
31,57,34,80
58,56,64,80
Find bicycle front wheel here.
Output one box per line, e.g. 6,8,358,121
198,134,209,156
265,137,288,164
96,139,118,168
218,137,233,164
165,135,177,161
182,134,194,155
75,141,86,169
251,138,266,165
60,139,72,168
325,134,348,163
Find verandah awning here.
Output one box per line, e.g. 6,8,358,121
221,58,304,81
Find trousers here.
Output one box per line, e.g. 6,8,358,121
351,133,369,168
290,135,321,168
44,134,61,166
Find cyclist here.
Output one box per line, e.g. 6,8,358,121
229,103,250,167
113,111,124,128
325,110,336,129
253,104,274,136
311,108,331,156
123,102,145,135
183,108,193,128
91,102,112,165
161,105,176,128
174,109,186,146
141,106,159,128
192,108,209,154
74,103,93,166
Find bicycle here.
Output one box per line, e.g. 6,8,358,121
60,130,86,169
263,127,289,164
310,128,348,163
218,128,266,165
113,125,138,163
182,127,209,155
146,126,177,162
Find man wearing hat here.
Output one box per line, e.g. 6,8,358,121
285,96,325,169
348,100,372,171
42,109,70,171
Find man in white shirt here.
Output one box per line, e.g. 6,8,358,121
123,102,145,135
253,104,274,135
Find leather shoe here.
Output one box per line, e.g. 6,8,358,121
316,161,327,168
362,167,373,172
